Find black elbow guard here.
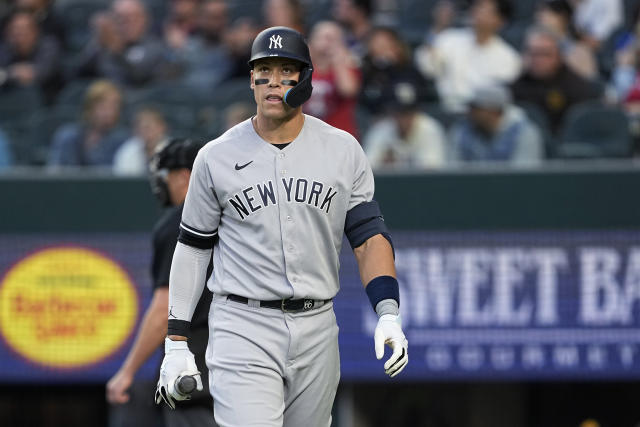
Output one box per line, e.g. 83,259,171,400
344,201,394,253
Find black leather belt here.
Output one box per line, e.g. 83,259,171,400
227,294,331,312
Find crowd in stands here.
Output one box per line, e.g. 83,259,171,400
0,0,639,172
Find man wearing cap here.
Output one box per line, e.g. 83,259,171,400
449,84,544,164
364,80,447,170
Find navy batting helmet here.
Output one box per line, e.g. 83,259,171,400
149,138,203,206
248,26,313,108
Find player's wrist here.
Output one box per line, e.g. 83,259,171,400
165,336,189,352
167,318,191,338
365,275,400,312
375,298,399,317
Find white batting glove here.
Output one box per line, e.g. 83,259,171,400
155,338,203,409
374,314,409,377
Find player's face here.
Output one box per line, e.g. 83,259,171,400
251,58,302,120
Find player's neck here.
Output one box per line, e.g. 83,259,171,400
252,112,305,144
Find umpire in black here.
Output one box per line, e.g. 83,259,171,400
107,138,216,427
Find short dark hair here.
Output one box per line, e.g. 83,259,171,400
352,0,372,17
491,0,513,21
543,0,573,20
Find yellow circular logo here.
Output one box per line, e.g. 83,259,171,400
0,247,138,368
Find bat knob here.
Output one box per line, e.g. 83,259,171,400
176,375,197,396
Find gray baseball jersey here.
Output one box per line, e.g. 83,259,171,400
180,114,374,301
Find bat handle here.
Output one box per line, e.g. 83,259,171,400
175,375,197,396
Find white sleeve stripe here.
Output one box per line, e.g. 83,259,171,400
180,222,218,237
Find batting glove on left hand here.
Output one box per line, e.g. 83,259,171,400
374,314,409,377
155,337,203,409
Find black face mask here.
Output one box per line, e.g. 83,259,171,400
150,168,171,207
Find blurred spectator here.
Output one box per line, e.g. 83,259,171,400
164,0,200,40
332,0,372,60
422,0,458,46
222,101,255,131
364,80,447,170
571,0,622,50
360,26,438,116
415,0,521,111
70,0,170,87
0,127,12,169
48,80,128,167
13,0,65,45
535,0,597,80
169,0,233,92
263,0,306,34
511,26,603,134
304,20,361,137
620,80,640,154
224,17,260,80
449,84,543,164
161,0,200,70
113,107,170,175
611,7,640,101
0,9,61,103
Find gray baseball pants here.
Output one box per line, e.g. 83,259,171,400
206,294,340,427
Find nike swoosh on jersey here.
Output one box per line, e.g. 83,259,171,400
235,161,253,170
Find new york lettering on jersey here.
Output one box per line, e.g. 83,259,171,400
228,178,339,220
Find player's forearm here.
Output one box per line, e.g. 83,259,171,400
167,242,211,338
354,234,396,287
120,290,169,375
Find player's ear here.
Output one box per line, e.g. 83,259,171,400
250,70,255,90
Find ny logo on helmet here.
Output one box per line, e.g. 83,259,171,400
269,34,283,49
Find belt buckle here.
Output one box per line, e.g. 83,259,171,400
281,298,290,312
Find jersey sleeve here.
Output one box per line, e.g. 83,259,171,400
348,141,375,210
179,149,221,249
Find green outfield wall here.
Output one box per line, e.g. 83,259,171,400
2,165,640,232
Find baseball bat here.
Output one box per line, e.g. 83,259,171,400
176,375,197,395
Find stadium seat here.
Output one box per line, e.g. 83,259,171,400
516,101,554,157
355,105,373,141
54,79,94,110
124,82,205,109
0,87,44,162
555,102,632,158
207,78,254,109
28,107,80,165
0,86,43,119
421,102,464,130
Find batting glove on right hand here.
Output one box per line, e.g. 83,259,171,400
155,338,203,409
374,314,409,377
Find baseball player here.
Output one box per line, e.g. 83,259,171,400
155,26,408,427
107,138,216,427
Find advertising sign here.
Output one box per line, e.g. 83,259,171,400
1,231,639,382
